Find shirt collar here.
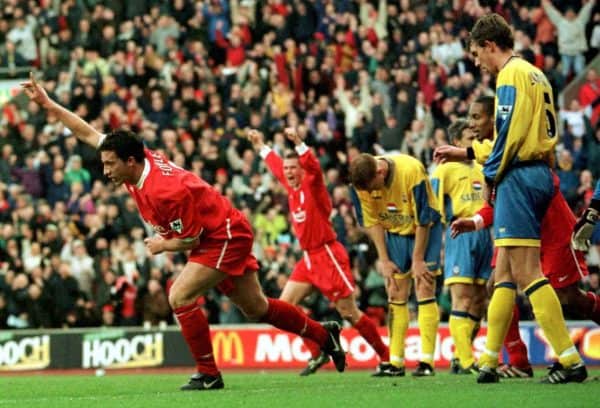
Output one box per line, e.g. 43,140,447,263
382,157,395,188
136,158,151,189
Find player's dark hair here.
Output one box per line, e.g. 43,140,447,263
469,13,514,51
349,153,377,190
448,119,469,145
474,95,495,118
99,130,145,163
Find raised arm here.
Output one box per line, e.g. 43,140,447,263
284,127,322,179
21,73,103,148
541,0,563,26
246,128,288,188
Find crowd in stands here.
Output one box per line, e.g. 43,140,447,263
1,0,600,330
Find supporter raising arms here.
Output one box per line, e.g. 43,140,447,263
247,127,391,377
21,73,345,391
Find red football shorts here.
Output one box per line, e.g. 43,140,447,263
188,211,259,295
490,245,587,289
540,245,588,289
290,240,355,301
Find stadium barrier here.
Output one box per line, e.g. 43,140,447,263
0,322,598,371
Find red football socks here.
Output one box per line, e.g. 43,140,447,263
303,338,323,359
503,305,530,368
174,302,220,376
262,298,328,346
354,314,389,361
586,291,600,324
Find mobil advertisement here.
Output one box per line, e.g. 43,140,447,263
210,323,600,369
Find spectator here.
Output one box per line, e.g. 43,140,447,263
64,155,91,191
10,153,43,199
542,0,595,78
141,279,171,326
6,16,36,64
578,68,600,126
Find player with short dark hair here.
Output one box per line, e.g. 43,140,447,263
21,74,346,390
247,128,391,377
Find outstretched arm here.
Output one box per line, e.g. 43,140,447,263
284,127,322,178
246,128,288,187
21,73,103,148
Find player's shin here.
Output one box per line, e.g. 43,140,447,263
417,298,439,366
525,279,583,367
354,313,389,361
503,305,529,368
388,301,409,368
449,311,475,369
479,283,516,369
174,302,220,376
261,298,328,345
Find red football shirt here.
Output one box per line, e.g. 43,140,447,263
263,145,336,251
125,149,234,241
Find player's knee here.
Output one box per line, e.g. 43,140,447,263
336,303,359,322
415,281,435,300
168,289,191,310
237,297,269,321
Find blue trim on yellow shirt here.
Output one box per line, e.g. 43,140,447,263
484,85,516,181
350,187,364,227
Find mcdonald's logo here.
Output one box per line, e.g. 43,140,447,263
212,331,244,365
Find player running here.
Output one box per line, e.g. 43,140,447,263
21,74,346,390
247,128,391,376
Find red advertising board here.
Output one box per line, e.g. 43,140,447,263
210,324,600,369
210,326,480,369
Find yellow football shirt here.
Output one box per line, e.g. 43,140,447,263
471,57,557,182
352,154,440,235
431,161,486,224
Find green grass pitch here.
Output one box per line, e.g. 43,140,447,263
0,369,598,408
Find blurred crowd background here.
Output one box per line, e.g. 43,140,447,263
1,0,600,330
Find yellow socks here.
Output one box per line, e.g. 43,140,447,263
389,302,409,368
417,298,439,365
450,311,475,368
525,278,582,368
479,283,516,369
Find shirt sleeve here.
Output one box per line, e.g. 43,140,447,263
350,186,377,228
411,166,440,226
297,143,332,215
430,165,446,224
263,147,289,189
296,143,322,180
161,179,232,241
471,139,494,165
477,201,494,228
